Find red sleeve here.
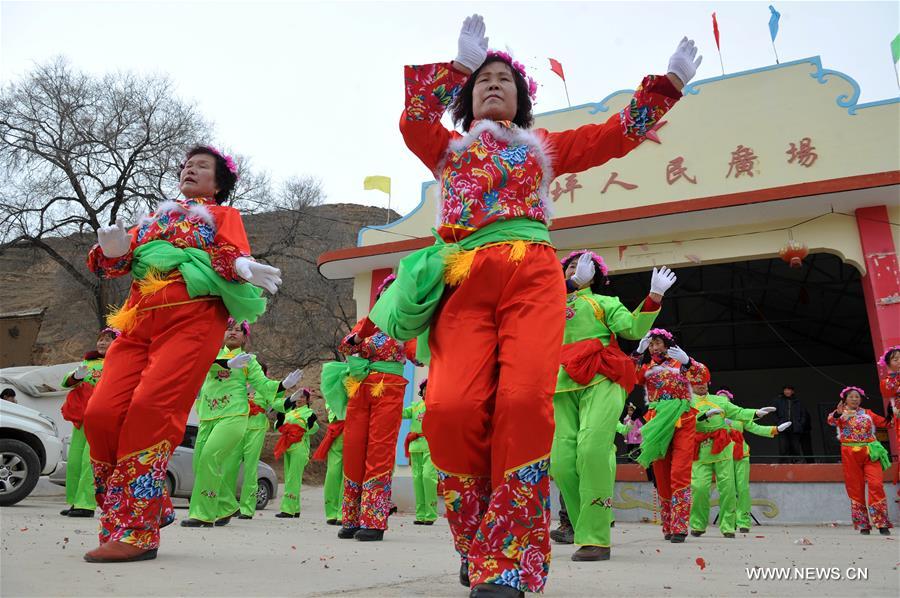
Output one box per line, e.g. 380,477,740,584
404,337,419,363
86,226,139,278
208,206,251,281
641,295,660,312
867,409,890,429
399,62,467,173
881,373,900,397
542,74,681,176
826,412,841,427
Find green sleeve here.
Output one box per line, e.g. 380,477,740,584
402,406,413,419
744,420,776,438
244,356,281,402
60,371,80,389
616,421,631,436
721,399,757,423
603,296,659,341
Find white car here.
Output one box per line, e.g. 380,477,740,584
0,400,64,506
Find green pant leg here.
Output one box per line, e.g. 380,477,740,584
411,451,427,520
217,426,246,519
280,444,309,515
323,435,344,521
714,457,737,535
188,416,247,522
734,457,752,529
690,460,713,532
238,427,268,516
608,447,616,525
550,390,581,529
420,447,439,521
67,427,97,510
573,381,625,547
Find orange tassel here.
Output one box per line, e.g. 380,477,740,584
106,302,140,334
444,248,477,286
137,268,175,296
344,377,361,399
371,379,386,397
507,240,527,263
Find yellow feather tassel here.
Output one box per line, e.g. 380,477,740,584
507,240,528,263
444,248,477,286
137,269,175,296
106,302,140,334
344,377,361,399
371,379,386,398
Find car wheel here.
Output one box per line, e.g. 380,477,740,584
0,439,41,506
255,479,272,511
165,473,175,497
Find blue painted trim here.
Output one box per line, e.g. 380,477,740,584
356,180,436,246
395,360,416,466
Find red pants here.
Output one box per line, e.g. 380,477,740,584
650,410,696,537
83,281,227,549
840,445,892,530
424,243,564,593
341,372,406,530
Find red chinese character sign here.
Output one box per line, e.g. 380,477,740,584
727,145,758,178
551,174,583,203
666,157,697,185
601,172,638,194
786,137,818,167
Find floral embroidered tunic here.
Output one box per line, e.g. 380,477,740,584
339,317,417,364
827,408,890,444
197,347,282,422
400,62,681,242
880,371,900,414
87,197,249,282
639,356,706,403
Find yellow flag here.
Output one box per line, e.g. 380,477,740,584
363,175,391,195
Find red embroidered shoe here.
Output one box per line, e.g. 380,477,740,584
83,541,158,563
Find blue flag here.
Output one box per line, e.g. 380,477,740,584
768,5,781,42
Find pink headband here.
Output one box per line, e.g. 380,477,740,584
879,345,900,368
376,274,396,297
839,386,866,400
486,50,538,101
99,327,121,339
716,390,734,400
227,317,251,338
561,250,609,278
648,328,674,342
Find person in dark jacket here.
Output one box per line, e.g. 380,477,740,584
774,385,813,463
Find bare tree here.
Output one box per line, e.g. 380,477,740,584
0,58,217,326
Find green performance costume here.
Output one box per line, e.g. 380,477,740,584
278,404,319,515
551,289,659,548
726,417,776,531
403,398,438,523
313,407,345,523
688,393,757,536
60,356,106,511
189,347,281,522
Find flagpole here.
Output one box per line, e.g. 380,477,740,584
563,81,571,108
771,40,780,65
718,51,725,76
386,192,391,224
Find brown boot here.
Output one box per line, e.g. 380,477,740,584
571,546,611,561
83,541,158,563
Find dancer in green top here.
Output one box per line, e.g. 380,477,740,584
275,388,320,517
403,379,438,524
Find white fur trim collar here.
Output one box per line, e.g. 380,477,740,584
140,199,216,229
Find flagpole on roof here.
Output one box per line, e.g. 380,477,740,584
768,5,782,65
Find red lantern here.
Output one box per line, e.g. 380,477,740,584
779,240,808,268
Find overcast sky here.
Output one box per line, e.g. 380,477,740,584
2,0,898,219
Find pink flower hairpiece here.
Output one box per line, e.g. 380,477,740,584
716,389,734,400
878,345,900,368
839,386,866,400
487,50,538,101
561,249,609,278
227,317,251,338
204,145,240,179
376,273,396,297
99,327,121,339
648,328,674,342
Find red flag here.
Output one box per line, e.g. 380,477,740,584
712,12,721,50
549,58,566,82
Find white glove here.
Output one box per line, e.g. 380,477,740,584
704,408,723,418
287,388,307,407
227,353,253,369
72,365,89,380
667,37,703,86
282,369,303,389
667,345,690,364
455,14,489,72
636,332,652,354
650,266,677,296
96,220,131,258
756,406,776,418
570,253,596,287
234,257,282,294
777,422,792,432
